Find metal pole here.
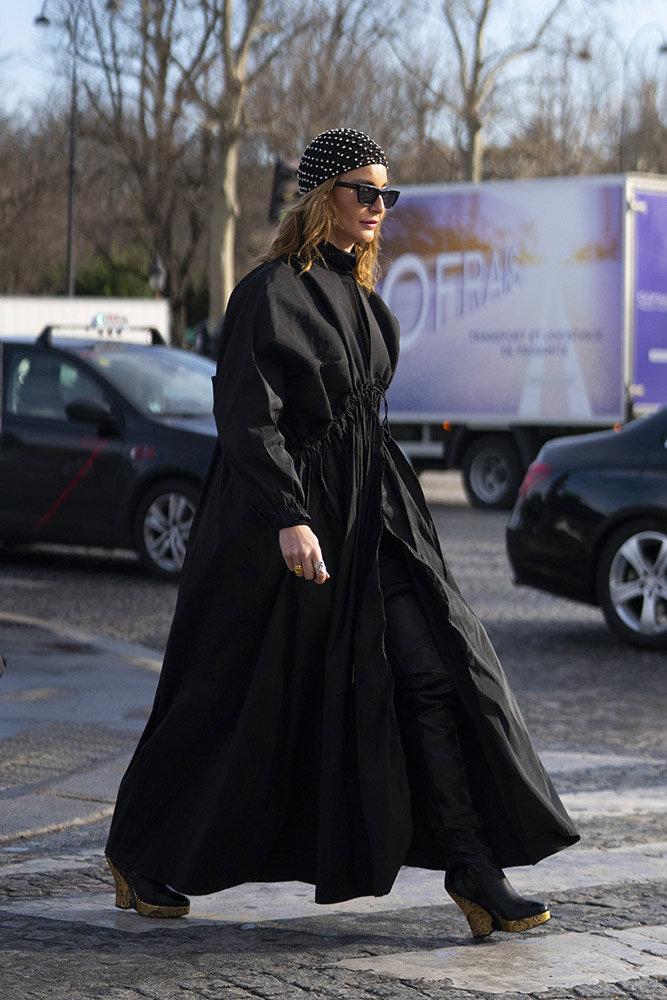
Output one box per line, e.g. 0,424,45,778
66,53,77,297
619,75,627,174
35,0,81,297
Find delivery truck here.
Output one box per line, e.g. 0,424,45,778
379,173,667,507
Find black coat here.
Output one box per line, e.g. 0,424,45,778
106,247,578,904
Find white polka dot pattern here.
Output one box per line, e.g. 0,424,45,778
297,128,389,194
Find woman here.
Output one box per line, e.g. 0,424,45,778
106,128,578,937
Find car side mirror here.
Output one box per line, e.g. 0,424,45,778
65,398,120,434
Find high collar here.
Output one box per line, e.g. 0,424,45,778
319,242,357,275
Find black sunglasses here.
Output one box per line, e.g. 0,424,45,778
334,181,400,209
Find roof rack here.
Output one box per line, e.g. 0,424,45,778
37,314,166,347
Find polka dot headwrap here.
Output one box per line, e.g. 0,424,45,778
297,128,389,194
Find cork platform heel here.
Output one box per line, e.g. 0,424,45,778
106,856,190,918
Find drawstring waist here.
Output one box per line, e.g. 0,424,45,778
287,380,390,455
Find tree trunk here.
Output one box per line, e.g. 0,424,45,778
168,280,188,348
464,114,484,182
208,132,240,326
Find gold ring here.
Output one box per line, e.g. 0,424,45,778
293,564,304,576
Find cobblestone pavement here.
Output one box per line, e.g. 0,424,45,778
1,474,666,999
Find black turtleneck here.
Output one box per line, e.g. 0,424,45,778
319,242,370,364
318,241,357,274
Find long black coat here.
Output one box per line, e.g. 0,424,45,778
106,247,578,904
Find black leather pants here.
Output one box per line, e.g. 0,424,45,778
379,534,498,873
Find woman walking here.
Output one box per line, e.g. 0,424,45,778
106,128,578,937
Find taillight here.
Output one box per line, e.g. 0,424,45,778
518,461,553,497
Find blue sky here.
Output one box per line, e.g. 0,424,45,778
2,0,667,116
1,1,63,115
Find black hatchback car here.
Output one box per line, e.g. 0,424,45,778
506,407,667,649
0,326,217,580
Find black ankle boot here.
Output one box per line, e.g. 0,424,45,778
106,856,190,918
445,863,550,938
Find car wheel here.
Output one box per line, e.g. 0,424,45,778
596,519,667,648
134,479,199,581
462,435,522,510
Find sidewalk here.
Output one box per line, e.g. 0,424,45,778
1,612,666,1000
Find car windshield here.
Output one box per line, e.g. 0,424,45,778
83,346,215,417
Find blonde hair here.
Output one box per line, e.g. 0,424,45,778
260,176,383,293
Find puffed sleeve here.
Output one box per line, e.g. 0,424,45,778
211,263,311,532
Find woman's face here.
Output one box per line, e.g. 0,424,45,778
330,163,389,252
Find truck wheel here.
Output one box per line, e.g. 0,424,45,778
462,435,522,510
134,479,199,581
596,519,667,648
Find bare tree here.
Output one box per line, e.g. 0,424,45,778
253,0,410,156
397,0,577,181
199,0,416,319
197,0,322,324
35,0,219,338
624,76,667,174
42,0,319,333
0,108,76,294
490,45,611,179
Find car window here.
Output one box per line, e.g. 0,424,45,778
6,351,109,420
83,347,214,417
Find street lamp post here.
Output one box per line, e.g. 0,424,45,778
64,49,77,296
34,1,122,297
34,0,80,297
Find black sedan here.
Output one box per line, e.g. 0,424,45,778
0,330,217,580
506,408,667,648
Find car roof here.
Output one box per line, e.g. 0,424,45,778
1,320,165,350
0,334,42,345
1,328,172,356
1,335,148,348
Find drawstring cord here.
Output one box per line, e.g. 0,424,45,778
378,386,391,444
288,379,390,455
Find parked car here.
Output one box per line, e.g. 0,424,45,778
506,407,667,648
0,325,217,580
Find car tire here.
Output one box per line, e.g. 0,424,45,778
462,435,522,510
134,479,200,581
596,519,667,648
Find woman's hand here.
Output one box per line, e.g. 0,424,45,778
279,525,330,584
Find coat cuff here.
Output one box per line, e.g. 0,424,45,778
271,496,311,532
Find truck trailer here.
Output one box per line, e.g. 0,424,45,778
380,173,667,507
